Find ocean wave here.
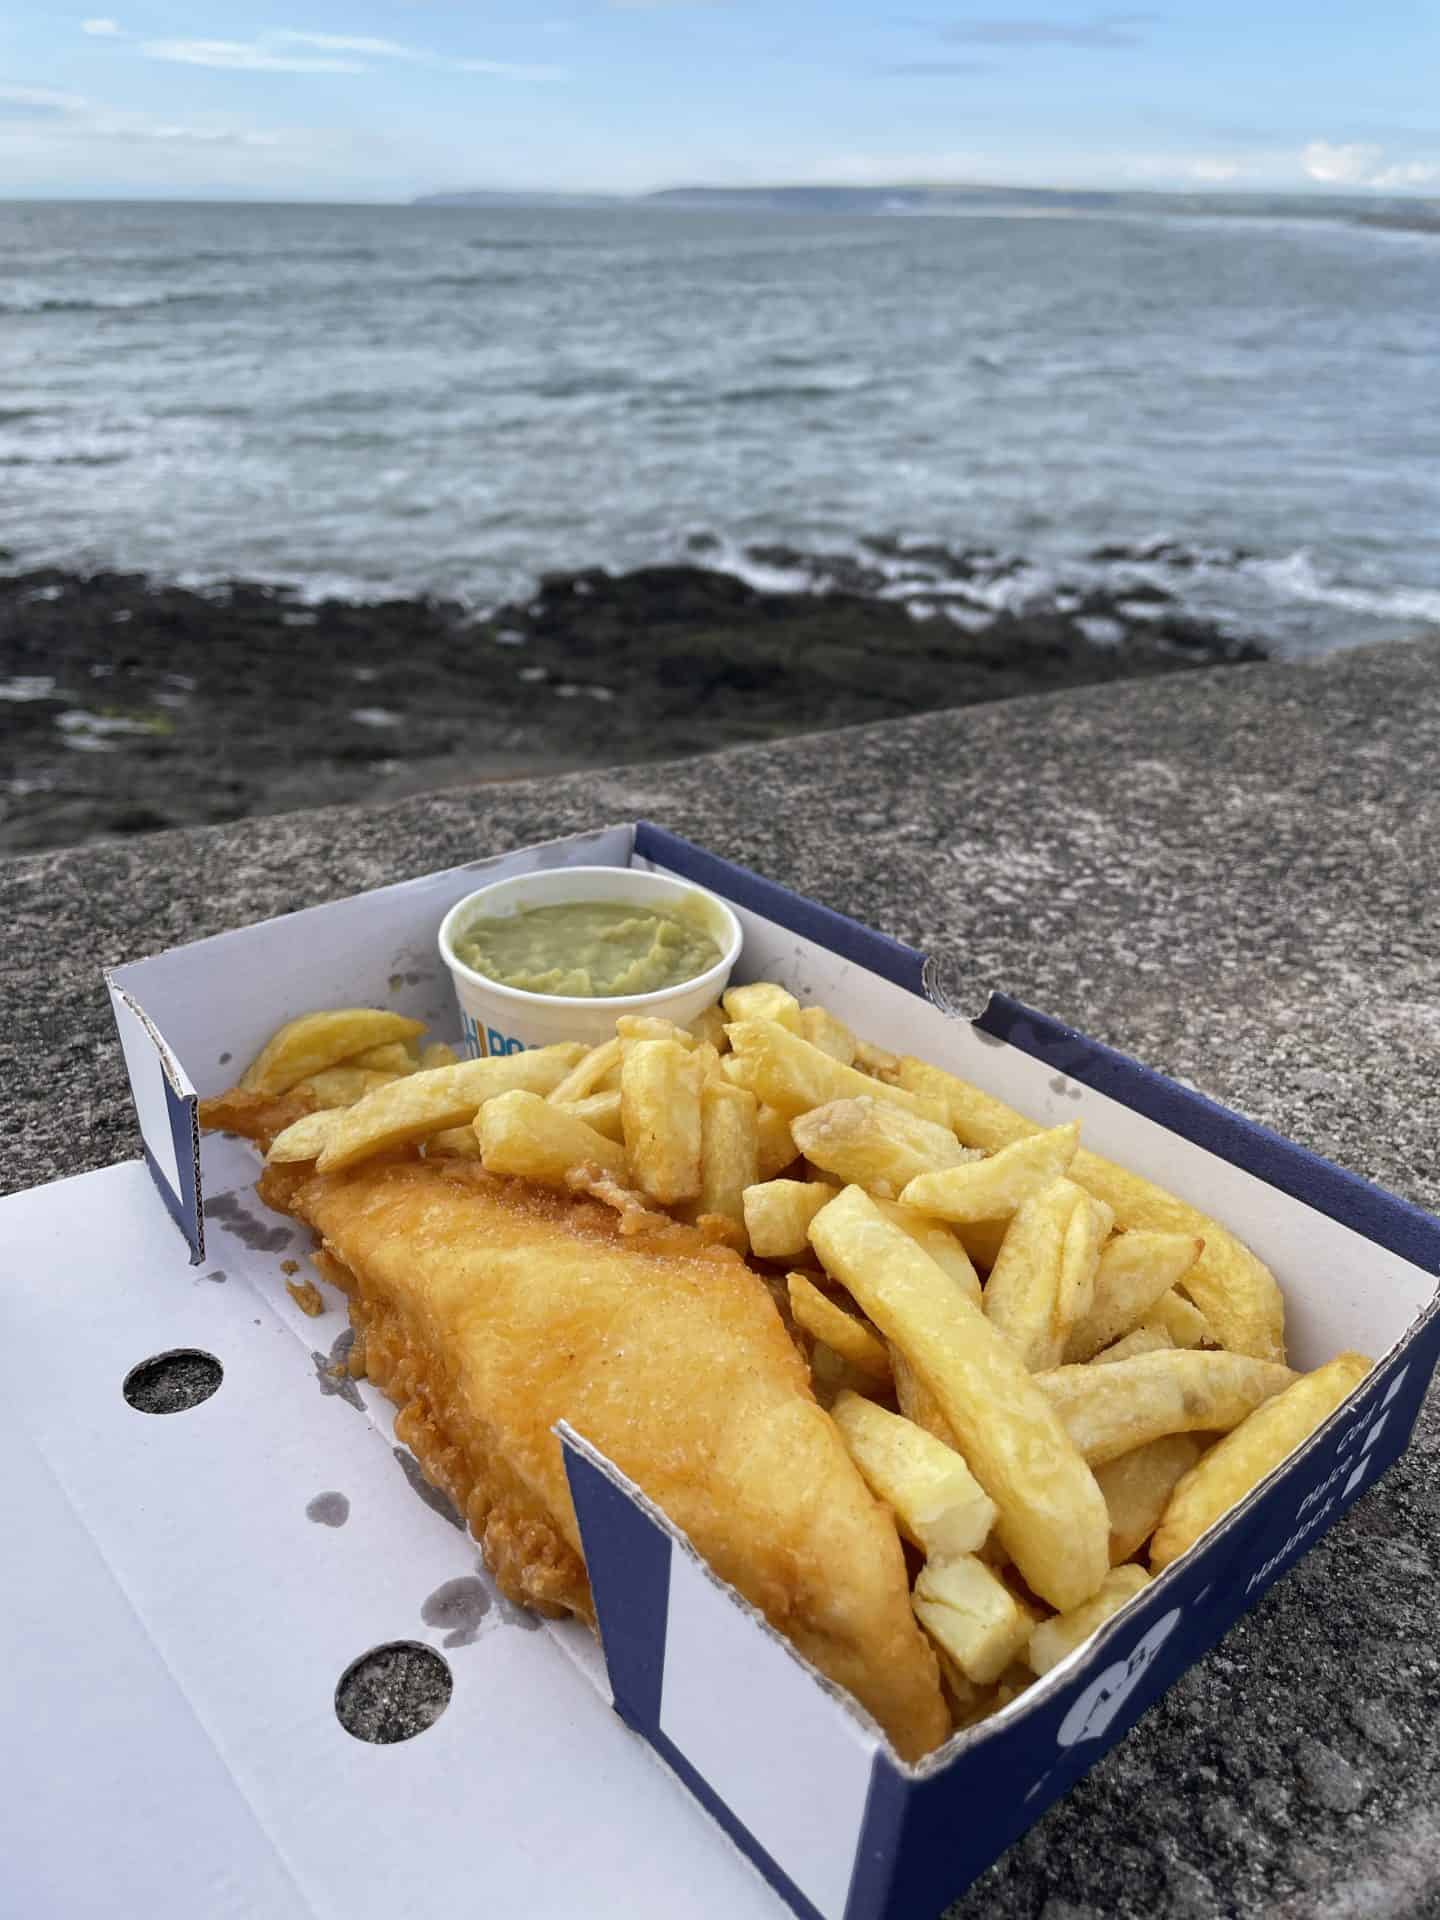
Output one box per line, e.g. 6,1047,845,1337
6,524,1436,654
30,245,385,274
0,453,127,468
409,270,531,293
674,530,1440,641
1246,550,1440,625
0,290,223,316
714,381,871,406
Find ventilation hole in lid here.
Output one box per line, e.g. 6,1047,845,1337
335,1641,453,1744
123,1349,223,1414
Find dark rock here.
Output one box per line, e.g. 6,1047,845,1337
0,551,1265,856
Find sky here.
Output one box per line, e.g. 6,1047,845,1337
3,3,1439,202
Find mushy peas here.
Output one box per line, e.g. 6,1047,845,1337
453,899,722,999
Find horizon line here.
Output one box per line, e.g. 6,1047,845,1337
3,178,1438,208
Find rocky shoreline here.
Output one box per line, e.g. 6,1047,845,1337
0,545,1266,856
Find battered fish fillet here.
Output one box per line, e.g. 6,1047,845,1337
280,1155,950,1760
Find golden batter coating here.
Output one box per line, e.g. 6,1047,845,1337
281,1156,950,1759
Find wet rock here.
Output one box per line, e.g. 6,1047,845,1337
0,553,1263,857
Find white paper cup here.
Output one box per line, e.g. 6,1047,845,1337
438,865,743,1057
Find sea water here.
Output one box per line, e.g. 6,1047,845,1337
2,199,1437,656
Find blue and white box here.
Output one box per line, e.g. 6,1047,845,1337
6,823,1435,1920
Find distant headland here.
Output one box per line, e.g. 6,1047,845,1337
412,182,1440,235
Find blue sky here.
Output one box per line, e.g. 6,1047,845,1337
3,3,1438,200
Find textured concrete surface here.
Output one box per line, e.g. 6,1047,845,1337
4,634,1439,1918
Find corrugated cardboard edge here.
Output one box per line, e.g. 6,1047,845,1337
105,976,204,1264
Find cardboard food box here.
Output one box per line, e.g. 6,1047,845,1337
6,822,1438,1920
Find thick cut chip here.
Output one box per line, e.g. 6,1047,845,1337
891,1345,959,1446
798,1005,857,1065
478,1088,627,1187
297,1067,404,1108
688,1003,729,1051
1026,1565,1151,1676
913,1555,1032,1686
556,1089,624,1143
755,1104,799,1181
787,1274,892,1385
810,1186,1109,1611
1036,1350,1296,1466
1094,1325,1174,1365
240,1009,426,1096
872,1201,982,1307
895,1058,1284,1363
426,1124,482,1158
547,1038,622,1107
621,1037,704,1205
266,1107,348,1165
690,1040,723,1085
1056,1188,1114,1332
419,1041,460,1071
1147,1289,1212,1349
899,1124,1081,1224
791,1098,977,1200
344,1041,417,1074
616,1015,697,1053
316,1045,584,1174
1150,1352,1372,1569
831,1392,998,1558
984,1179,1112,1371
1064,1233,1204,1363
954,1219,1009,1272
853,1036,900,1078
808,1340,885,1409
1094,1434,1202,1563
743,1179,840,1260
724,1020,945,1125
722,981,802,1030
698,1080,759,1233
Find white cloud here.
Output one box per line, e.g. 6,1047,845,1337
102,118,282,148
1368,159,1440,188
1302,139,1439,189
453,57,564,75
272,31,419,58
936,12,1155,49
1186,158,1243,182
136,29,563,80
141,38,368,73
0,84,88,111
0,86,376,190
1302,139,1384,185
82,17,123,34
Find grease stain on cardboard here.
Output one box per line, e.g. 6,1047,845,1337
393,1445,465,1531
204,1190,294,1254
312,1331,365,1412
307,1491,350,1527
422,1576,492,1647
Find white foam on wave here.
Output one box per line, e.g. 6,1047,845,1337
171,567,414,609
1075,615,1126,648
1247,550,1440,626
687,531,1069,622
685,536,816,596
